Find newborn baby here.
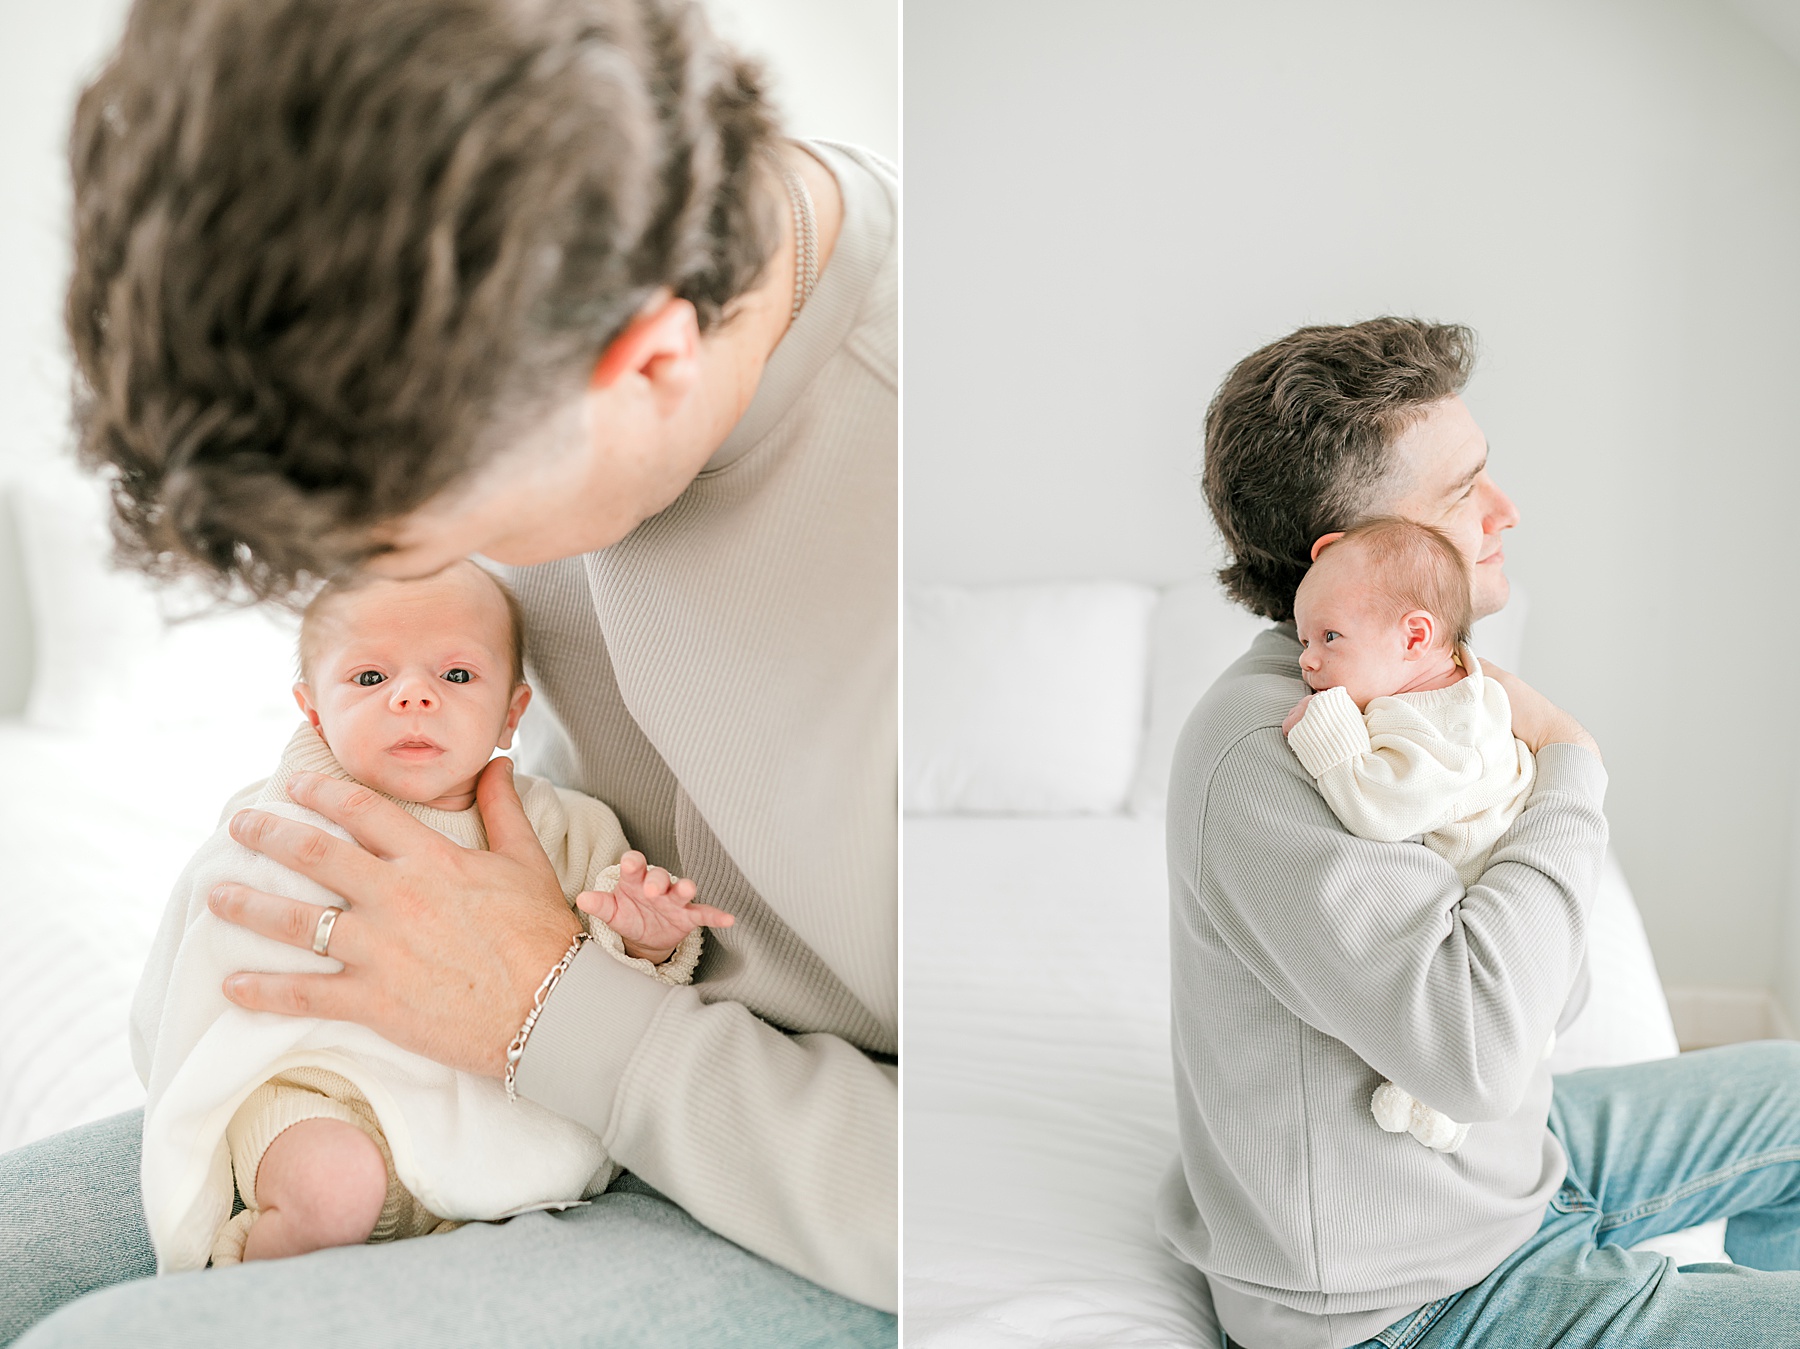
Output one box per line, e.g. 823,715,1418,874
131,562,732,1271
1280,517,1535,1153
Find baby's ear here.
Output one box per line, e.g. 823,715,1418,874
1400,610,1437,656
292,683,323,729
496,681,533,750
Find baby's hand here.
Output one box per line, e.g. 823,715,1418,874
1281,693,1314,737
577,851,734,965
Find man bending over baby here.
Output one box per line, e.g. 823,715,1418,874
131,562,732,1271
1280,518,1537,1153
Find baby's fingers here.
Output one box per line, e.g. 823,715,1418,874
687,903,734,929
576,888,621,924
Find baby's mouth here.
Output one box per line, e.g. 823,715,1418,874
388,737,445,760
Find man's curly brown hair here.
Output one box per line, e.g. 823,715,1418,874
67,0,782,601
1201,317,1476,622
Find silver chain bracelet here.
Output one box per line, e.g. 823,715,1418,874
504,930,592,1103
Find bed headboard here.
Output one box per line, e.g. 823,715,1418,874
0,490,33,717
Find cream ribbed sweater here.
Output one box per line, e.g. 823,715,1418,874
1285,654,1535,889
1157,625,1605,1349
501,140,897,1311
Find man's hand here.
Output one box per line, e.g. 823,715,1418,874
207,759,582,1078
1281,693,1314,737
1482,662,1602,763
577,851,734,965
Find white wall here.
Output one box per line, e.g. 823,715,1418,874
0,1,129,483
905,0,1800,1000
710,0,898,161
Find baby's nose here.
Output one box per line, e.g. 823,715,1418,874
389,681,437,710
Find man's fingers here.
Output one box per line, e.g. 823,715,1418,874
286,771,436,861
475,759,553,871
208,884,362,963
222,970,359,1021
229,809,384,898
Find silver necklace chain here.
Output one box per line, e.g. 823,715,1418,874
779,156,819,321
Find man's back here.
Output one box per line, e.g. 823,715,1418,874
1156,624,1608,1349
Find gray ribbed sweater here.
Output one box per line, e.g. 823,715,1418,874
1156,625,1608,1349
502,142,896,1311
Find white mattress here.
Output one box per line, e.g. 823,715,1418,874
903,812,1722,1348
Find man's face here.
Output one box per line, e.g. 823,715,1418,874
1378,395,1519,621
366,295,713,580
366,393,688,579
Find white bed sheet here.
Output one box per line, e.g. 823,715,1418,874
0,714,299,1153
904,813,1722,1348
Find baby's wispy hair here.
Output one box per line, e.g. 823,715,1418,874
1325,517,1474,649
296,561,528,685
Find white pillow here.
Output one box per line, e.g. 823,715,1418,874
905,583,1156,815
9,465,300,734
1127,579,1533,815
1127,577,1270,815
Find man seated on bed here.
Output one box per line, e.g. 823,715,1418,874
1157,316,1800,1349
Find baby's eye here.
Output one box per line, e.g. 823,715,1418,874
353,670,385,687
443,668,473,684
1324,631,1340,642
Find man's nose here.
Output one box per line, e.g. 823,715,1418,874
1482,477,1520,531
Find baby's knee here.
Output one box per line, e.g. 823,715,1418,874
258,1119,389,1246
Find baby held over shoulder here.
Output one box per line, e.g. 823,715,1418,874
131,561,732,1271
1280,518,1572,1153
1282,517,1533,888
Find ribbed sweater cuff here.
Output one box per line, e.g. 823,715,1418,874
511,942,671,1136
1534,740,1609,805
1286,685,1371,777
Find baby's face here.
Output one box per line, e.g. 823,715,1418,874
1292,547,1418,709
294,565,529,810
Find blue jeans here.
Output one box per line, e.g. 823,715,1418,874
0,1109,895,1348
1354,1041,1800,1348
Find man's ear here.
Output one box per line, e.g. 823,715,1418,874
588,292,700,414
292,683,323,731
495,682,533,751
1400,610,1437,658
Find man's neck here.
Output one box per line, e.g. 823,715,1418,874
682,143,845,462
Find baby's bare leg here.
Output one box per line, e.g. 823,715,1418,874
241,1117,388,1261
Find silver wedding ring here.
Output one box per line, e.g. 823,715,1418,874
312,905,342,957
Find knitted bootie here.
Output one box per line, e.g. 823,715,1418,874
1370,1080,1470,1153
209,1208,257,1267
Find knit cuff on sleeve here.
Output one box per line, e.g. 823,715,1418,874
510,941,671,1138
580,865,705,986
1533,740,1609,806
1285,685,1372,777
